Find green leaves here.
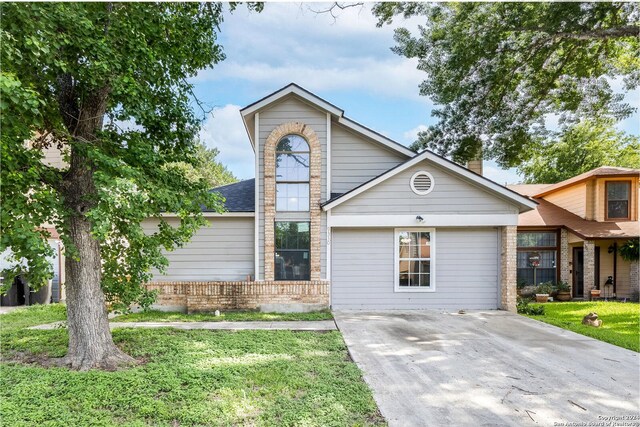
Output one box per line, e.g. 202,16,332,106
518,119,640,183
375,2,640,167
1,3,249,308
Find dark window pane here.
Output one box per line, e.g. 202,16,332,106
516,250,557,286
607,182,629,201
275,222,310,281
517,232,556,248
276,183,309,211
608,201,629,219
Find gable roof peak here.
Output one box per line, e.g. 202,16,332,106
533,166,640,198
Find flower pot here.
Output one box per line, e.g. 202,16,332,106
535,294,549,303
556,291,572,302
590,289,601,299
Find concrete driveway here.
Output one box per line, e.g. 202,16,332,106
334,310,639,426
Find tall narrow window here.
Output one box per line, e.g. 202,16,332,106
606,181,630,220
276,135,309,211
395,230,435,292
275,222,310,281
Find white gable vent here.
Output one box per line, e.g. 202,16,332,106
410,171,434,195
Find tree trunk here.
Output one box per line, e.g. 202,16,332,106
58,83,134,370
62,209,134,371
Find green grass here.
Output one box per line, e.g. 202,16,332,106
523,301,640,352
0,305,384,426
115,309,334,323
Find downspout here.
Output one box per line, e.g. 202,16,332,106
613,242,617,295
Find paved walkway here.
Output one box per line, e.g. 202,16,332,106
334,310,639,427
30,320,337,331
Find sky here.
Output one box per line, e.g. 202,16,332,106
191,2,640,184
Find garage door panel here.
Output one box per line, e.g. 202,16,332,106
331,228,499,310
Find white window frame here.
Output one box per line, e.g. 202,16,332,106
394,228,436,293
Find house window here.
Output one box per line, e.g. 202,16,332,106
395,229,435,292
275,221,310,281
276,135,309,211
517,231,558,286
606,181,630,220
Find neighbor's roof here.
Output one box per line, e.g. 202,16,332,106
518,198,639,239
533,167,640,198
507,184,551,197
322,149,538,213
209,179,255,212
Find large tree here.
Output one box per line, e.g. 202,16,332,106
373,2,639,167
518,119,640,184
1,2,259,370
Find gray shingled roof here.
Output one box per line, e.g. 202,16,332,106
208,179,255,212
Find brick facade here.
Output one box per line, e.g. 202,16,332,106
500,226,517,312
630,260,639,298
583,240,596,298
263,122,322,281
146,281,330,313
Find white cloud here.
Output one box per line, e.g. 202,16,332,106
199,105,254,179
403,124,429,144
195,3,428,102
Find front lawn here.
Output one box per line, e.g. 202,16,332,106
115,309,333,323
1,305,383,426
523,301,640,352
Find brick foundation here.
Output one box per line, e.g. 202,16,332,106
146,281,330,313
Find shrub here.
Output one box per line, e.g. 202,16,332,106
517,297,545,315
536,281,554,295
555,281,570,292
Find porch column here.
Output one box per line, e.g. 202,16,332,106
500,226,517,312
583,240,596,299
559,229,570,287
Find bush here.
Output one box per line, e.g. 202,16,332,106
536,281,554,295
556,281,570,292
517,297,545,315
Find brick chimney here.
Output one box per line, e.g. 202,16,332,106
466,158,483,176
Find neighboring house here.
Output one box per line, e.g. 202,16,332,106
509,167,640,300
143,83,537,312
0,141,65,305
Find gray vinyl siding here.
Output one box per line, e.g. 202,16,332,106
331,228,500,309
332,161,518,215
257,96,328,279
331,123,407,193
142,217,254,281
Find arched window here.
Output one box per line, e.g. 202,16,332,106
275,135,310,211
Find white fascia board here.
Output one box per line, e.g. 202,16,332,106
337,116,415,157
328,214,518,227
322,150,537,212
241,85,343,118
160,212,255,218
254,112,260,281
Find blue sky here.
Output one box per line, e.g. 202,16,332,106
191,3,639,184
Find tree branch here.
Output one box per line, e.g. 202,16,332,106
554,25,639,40
309,2,364,22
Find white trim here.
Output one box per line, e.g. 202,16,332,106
159,212,255,218
328,214,518,227
241,84,343,118
394,228,436,293
337,116,414,157
322,150,537,212
254,112,260,281
326,210,331,282
326,112,332,282
410,171,435,196
326,112,332,198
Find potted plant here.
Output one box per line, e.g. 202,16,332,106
555,281,571,301
535,282,553,303
590,289,601,299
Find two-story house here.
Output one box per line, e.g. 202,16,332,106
509,167,640,300
143,84,537,313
